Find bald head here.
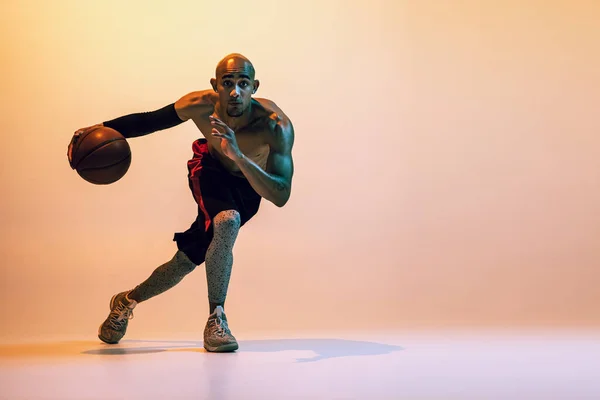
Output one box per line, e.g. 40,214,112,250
211,53,259,118
215,53,255,79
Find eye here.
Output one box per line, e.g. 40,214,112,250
222,81,232,87
239,81,249,88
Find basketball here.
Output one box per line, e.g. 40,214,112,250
69,126,131,185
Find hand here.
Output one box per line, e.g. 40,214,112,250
209,116,244,161
67,123,103,168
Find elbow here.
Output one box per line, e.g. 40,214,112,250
270,179,291,207
273,191,291,208
273,197,288,208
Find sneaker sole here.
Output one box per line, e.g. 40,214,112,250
97,293,120,345
204,342,239,353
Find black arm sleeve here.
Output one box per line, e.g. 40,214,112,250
102,103,185,138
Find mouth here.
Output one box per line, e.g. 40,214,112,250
229,102,242,106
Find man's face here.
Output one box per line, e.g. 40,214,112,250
212,58,258,117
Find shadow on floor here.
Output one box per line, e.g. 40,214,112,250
81,338,404,362
241,339,403,362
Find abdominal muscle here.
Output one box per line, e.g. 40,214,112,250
206,133,270,177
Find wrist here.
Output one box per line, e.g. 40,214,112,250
233,151,246,164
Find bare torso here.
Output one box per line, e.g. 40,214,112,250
187,97,280,176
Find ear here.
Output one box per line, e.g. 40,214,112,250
252,79,260,94
210,78,218,92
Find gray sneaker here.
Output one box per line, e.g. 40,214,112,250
98,291,137,344
203,306,238,352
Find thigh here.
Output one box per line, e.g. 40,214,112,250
230,177,262,226
187,138,261,227
197,167,239,220
187,140,239,222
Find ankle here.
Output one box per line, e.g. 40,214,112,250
209,302,224,314
127,288,141,304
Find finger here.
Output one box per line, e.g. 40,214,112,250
211,129,226,138
76,124,101,136
74,127,91,136
209,116,229,126
210,119,227,129
214,129,233,139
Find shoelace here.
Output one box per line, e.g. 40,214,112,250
108,302,134,330
211,317,230,337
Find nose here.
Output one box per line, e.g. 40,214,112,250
230,85,240,98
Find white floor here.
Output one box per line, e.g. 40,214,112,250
1,330,599,400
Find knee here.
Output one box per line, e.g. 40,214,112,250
213,210,241,233
175,250,197,274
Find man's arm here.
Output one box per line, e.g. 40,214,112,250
101,90,216,138
234,117,295,207
68,90,216,167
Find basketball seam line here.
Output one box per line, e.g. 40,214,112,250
78,153,131,172
74,137,127,170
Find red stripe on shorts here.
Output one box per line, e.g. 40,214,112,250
188,141,211,232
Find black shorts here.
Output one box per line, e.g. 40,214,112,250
173,139,262,265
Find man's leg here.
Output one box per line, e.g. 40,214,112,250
129,250,197,303
203,210,242,352
98,250,197,344
205,210,241,313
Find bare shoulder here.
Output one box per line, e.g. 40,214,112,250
175,90,217,120
255,98,291,125
254,98,294,151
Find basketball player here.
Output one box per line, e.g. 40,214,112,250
67,54,294,352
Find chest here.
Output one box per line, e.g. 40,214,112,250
191,116,271,168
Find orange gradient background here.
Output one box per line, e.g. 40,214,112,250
1,0,599,341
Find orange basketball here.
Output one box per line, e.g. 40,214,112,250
70,127,131,185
